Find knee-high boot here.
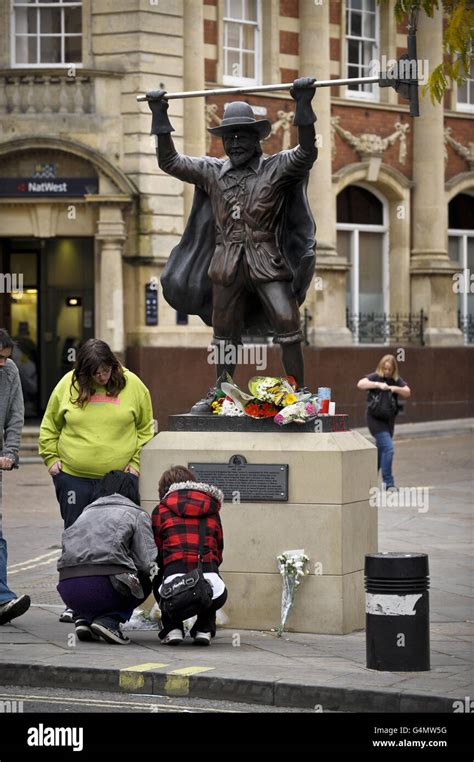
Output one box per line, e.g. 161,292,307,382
280,341,305,389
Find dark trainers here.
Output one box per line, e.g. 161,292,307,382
59,607,75,623
75,619,100,642
90,621,131,645
0,595,31,625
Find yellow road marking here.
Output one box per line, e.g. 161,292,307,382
119,662,169,690
0,693,239,713
169,666,214,676
164,666,214,697
7,550,60,570
121,663,169,672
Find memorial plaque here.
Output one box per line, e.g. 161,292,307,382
188,455,288,502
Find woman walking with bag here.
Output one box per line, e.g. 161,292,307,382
152,466,227,646
357,354,411,490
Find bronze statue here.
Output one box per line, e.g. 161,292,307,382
147,78,318,412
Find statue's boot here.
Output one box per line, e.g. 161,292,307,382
280,341,305,391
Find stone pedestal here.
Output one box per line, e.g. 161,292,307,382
140,420,377,635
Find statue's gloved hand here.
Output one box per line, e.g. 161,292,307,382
290,77,317,127
290,77,317,100
146,90,175,135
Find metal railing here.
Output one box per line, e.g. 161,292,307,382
346,310,427,345
458,310,474,344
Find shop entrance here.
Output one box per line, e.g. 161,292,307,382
0,237,94,417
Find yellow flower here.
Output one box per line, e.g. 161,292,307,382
283,393,297,406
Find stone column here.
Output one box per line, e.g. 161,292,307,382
183,0,206,221
299,0,352,345
410,8,462,345
96,205,126,356
262,0,280,85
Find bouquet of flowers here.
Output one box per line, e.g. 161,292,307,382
213,374,320,424
248,376,298,407
276,549,309,636
274,399,319,426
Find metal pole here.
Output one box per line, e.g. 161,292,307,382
136,76,383,102
407,6,420,117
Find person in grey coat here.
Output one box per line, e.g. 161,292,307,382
57,470,158,645
0,328,30,626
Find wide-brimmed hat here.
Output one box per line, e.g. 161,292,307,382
208,101,271,139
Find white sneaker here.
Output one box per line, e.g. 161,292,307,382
59,607,75,623
161,628,184,645
193,631,211,646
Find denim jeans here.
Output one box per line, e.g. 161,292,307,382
0,528,16,604
52,471,102,528
374,430,395,488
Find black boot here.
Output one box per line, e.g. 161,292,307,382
280,341,305,389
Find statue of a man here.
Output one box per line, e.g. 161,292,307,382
147,78,318,412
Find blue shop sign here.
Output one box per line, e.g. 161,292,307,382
0,178,98,197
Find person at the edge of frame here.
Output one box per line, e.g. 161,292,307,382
0,328,30,626
146,77,318,412
357,354,411,490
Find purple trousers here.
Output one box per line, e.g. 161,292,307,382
57,576,136,623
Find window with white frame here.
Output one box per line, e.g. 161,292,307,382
456,54,473,112
223,0,261,85
12,0,82,67
345,0,379,101
337,184,389,344
448,192,474,344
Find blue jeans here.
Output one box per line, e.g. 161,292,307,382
0,528,16,604
374,431,395,487
52,471,102,528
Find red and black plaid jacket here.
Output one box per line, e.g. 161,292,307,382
152,481,224,576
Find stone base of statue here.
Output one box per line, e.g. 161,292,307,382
139,415,377,634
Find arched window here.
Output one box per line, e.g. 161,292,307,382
337,184,389,343
448,192,474,343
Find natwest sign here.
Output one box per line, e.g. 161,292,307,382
0,178,98,197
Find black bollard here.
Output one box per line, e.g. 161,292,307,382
365,552,430,671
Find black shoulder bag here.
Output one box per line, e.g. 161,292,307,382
367,389,399,421
160,521,213,621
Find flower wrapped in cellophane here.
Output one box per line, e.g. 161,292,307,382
274,398,319,426
248,375,298,407
276,550,310,636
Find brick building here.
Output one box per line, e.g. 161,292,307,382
0,0,472,423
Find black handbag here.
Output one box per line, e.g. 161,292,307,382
160,521,213,621
367,389,399,421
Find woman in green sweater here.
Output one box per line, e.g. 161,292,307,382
40,338,155,622
40,337,154,528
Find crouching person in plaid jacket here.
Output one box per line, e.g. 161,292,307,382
152,465,227,646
